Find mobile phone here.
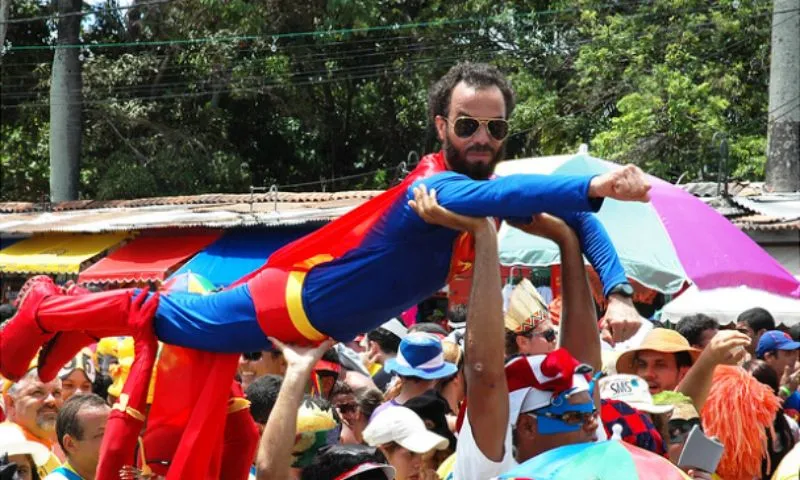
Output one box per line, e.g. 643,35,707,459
677,425,724,474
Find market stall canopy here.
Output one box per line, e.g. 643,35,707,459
0,233,127,275
660,284,800,326
78,232,220,284
169,227,314,288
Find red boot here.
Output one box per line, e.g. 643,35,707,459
0,276,62,381
34,288,138,382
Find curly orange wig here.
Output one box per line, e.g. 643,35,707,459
701,365,781,479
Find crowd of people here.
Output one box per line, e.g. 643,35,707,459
1,62,799,480
1,196,798,479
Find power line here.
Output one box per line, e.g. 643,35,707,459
4,0,742,51
1,48,507,108
1,6,770,102
0,3,779,114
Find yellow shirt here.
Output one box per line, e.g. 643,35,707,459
368,362,383,376
436,452,456,480
772,443,800,480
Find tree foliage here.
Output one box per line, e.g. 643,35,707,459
0,0,773,201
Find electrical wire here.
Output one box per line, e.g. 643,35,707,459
1,8,772,105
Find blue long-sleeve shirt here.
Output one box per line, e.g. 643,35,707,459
304,169,627,341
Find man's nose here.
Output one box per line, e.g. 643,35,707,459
473,123,492,143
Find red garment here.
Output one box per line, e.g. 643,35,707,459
144,346,239,479
140,157,454,479
96,292,160,480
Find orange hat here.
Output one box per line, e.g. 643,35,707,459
616,328,700,375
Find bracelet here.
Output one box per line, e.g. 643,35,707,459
780,386,792,397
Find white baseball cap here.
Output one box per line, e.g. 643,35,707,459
0,423,50,466
599,374,674,415
362,406,449,454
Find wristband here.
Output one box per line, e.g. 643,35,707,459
780,386,791,397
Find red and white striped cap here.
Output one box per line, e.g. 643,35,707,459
505,348,591,426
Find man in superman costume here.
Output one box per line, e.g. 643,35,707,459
0,63,649,478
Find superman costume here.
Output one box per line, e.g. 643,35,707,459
0,150,626,380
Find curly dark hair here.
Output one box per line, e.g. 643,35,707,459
427,62,515,125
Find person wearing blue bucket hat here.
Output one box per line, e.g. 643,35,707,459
370,333,457,421
385,333,458,381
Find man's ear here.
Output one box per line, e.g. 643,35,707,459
63,433,77,454
434,115,448,143
515,335,529,353
516,412,537,438
3,393,14,411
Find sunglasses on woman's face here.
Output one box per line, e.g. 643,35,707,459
243,351,263,361
446,116,510,141
522,328,557,343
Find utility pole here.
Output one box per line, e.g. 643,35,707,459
0,0,10,57
765,0,800,192
49,0,83,202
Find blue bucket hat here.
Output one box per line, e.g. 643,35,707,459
756,330,800,358
384,333,458,380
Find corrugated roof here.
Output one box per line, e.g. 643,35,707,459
730,194,800,221
0,191,382,234
732,215,800,232
0,191,381,214
682,183,799,231
679,181,765,198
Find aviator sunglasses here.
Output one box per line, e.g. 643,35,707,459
443,116,510,141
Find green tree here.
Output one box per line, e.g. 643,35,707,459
0,0,775,202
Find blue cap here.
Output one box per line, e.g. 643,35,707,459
384,332,457,380
756,330,800,358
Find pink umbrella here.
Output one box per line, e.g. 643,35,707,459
649,176,800,298
496,152,800,299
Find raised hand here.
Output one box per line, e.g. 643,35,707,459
129,289,159,342
509,213,574,244
703,330,750,366
267,337,335,373
589,164,651,202
602,296,643,345
780,363,800,396
409,184,492,233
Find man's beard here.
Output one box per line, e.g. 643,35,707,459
444,133,505,180
36,411,57,432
